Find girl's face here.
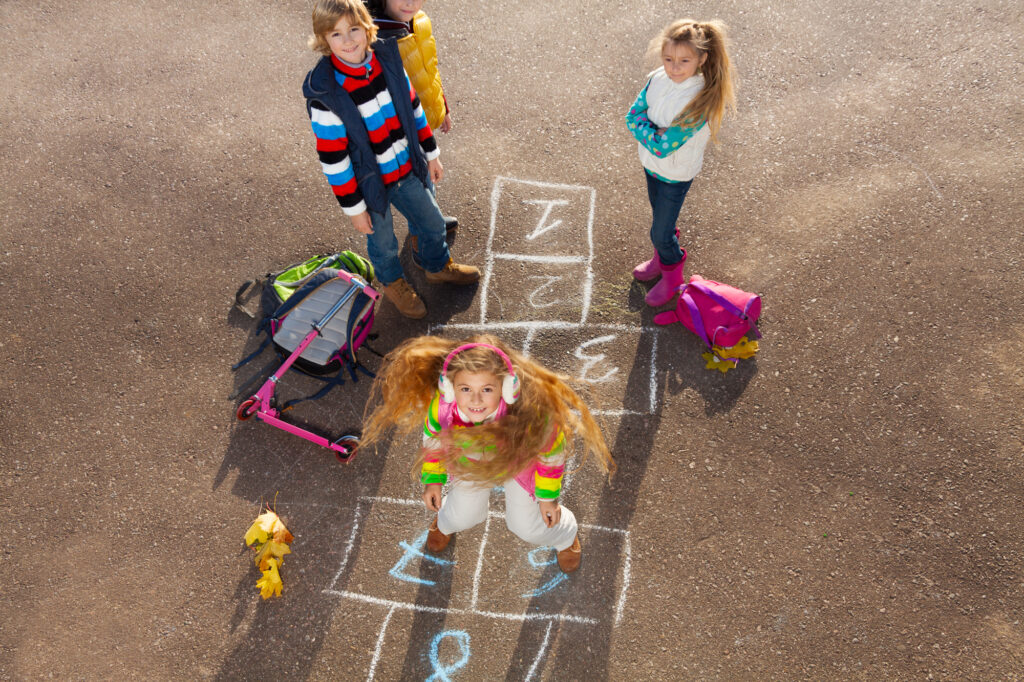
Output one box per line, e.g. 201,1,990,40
451,370,502,420
662,41,706,83
384,0,424,23
326,15,369,64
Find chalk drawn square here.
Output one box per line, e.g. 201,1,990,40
325,496,631,678
328,498,478,610
471,513,629,624
527,326,660,416
487,177,595,260
327,497,629,623
481,260,590,325
366,611,529,681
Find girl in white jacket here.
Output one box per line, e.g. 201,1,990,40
625,19,736,306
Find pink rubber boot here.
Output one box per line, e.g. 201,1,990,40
644,250,687,307
634,229,681,281
632,250,661,281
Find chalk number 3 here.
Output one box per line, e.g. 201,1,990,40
574,336,619,383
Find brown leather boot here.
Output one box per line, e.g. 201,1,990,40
424,259,480,285
381,278,426,319
557,533,581,573
426,516,451,553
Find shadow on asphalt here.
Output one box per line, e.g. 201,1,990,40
213,246,756,677
213,245,476,679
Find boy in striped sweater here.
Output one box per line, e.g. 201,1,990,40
303,0,478,319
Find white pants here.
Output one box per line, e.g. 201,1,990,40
436,477,578,551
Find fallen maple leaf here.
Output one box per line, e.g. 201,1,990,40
254,538,292,571
713,336,759,360
702,351,737,373
245,509,293,547
244,520,269,547
256,558,283,599
245,505,294,598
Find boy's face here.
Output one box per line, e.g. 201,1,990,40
384,0,424,23
325,15,369,63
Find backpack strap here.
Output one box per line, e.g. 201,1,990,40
679,285,714,351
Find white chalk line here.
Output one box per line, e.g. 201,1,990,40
479,177,502,323
366,604,396,682
327,496,424,590
494,176,596,193
525,621,554,682
322,590,599,625
615,533,632,626
470,512,492,610
328,501,364,590
581,186,596,325
491,253,587,264
649,328,659,415
433,322,657,333
523,326,538,355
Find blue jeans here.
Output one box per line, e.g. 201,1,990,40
645,170,692,266
366,175,451,285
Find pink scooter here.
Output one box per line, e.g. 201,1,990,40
236,268,380,462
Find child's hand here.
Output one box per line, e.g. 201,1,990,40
423,484,442,511
350,212,373,235
439,113,453,134
538,500,561,528
428,158,444,184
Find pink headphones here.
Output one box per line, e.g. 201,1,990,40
438,343,521,405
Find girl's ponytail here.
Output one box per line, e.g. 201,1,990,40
663,19,737,143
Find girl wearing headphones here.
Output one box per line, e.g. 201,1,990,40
361,334,614,573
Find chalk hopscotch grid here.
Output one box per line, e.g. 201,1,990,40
326,178,640,679
435,176,663,416
480,177,596,326
324,495,631,626
433,321,661,417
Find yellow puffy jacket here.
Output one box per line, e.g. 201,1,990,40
396,12,447,131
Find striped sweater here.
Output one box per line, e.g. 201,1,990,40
309,52,439,216
421,391,567,500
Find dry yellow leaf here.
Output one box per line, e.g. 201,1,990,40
256,558,283,599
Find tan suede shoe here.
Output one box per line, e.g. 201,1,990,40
557,533,582,573
424,259,480,285
380,278,426,319
426,516,451,553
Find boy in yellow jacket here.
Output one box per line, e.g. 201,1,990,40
367,0,458,234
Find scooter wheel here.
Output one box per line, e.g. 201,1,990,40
334,434,359,463
236,397,258,421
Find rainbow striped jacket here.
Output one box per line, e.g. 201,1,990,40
421,391,566,500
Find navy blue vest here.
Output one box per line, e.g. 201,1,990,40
302,39,429,215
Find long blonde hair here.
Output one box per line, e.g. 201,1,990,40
360,335,615,485
649,19,736,142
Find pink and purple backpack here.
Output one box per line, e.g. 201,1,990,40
654,275,762,362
